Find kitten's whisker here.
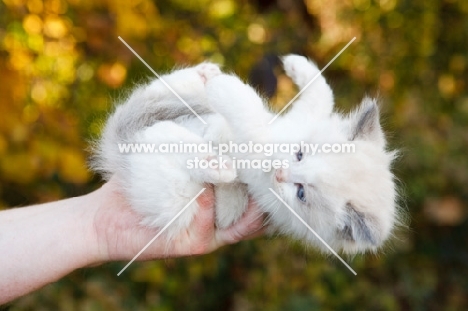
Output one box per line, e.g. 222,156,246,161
250,210,266,224
262,201,281,227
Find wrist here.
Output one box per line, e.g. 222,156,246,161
84,178,136,264
79,186,110,266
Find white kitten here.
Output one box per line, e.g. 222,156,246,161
92,55,399,254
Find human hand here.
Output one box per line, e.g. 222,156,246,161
89,178,265,263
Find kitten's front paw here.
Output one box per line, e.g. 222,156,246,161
202,155,237,183
196,63,222,84
282,55,320,88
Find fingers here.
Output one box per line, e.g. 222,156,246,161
196,184,215,211
175,187,265,256
239,223,266,240
191,185,216,241
215,199,265,246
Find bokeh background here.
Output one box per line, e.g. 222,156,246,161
1,0,468,310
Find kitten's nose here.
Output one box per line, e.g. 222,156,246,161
275,169,285,183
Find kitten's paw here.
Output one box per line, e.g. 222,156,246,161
282,54,320,88
196,63,222,84
202,155,237,183
215,183,249,229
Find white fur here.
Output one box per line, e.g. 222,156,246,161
92,56,399,254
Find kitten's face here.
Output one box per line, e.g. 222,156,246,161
267,99,396,254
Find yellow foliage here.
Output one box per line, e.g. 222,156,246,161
1,152,37,184
209,0,236,19
58,147,90,183
247,23,267,44
23,14,42,34
97,62,127,88
1,0,468,309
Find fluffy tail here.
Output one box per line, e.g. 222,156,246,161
89,82,212,180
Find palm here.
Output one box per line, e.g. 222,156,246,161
92,179,264,263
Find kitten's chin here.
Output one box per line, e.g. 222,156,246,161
340,242,379,255
304,233,382,255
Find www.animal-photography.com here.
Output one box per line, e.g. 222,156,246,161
1,0,467,310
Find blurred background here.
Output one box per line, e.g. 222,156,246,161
1,0,468,310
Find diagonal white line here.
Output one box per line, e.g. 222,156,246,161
118,36,207,125
269,37,356,124
268,188,357,275
117,188,206,276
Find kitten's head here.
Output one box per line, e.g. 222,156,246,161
269,98,398,254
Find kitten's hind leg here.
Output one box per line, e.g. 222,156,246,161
205,74,274,141
282,54,334,116
125,120,236,236
137,121,237,185
215,183,249,229
196,62,222,84
190,154,237,184
96,62,222,179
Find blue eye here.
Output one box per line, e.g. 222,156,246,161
296,150,303,161
296,184,306,202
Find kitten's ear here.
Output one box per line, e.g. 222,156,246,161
339,203,379,246
348,98,385,147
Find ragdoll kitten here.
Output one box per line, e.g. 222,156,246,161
92,55,398,254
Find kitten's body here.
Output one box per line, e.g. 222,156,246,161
93,56,398,254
